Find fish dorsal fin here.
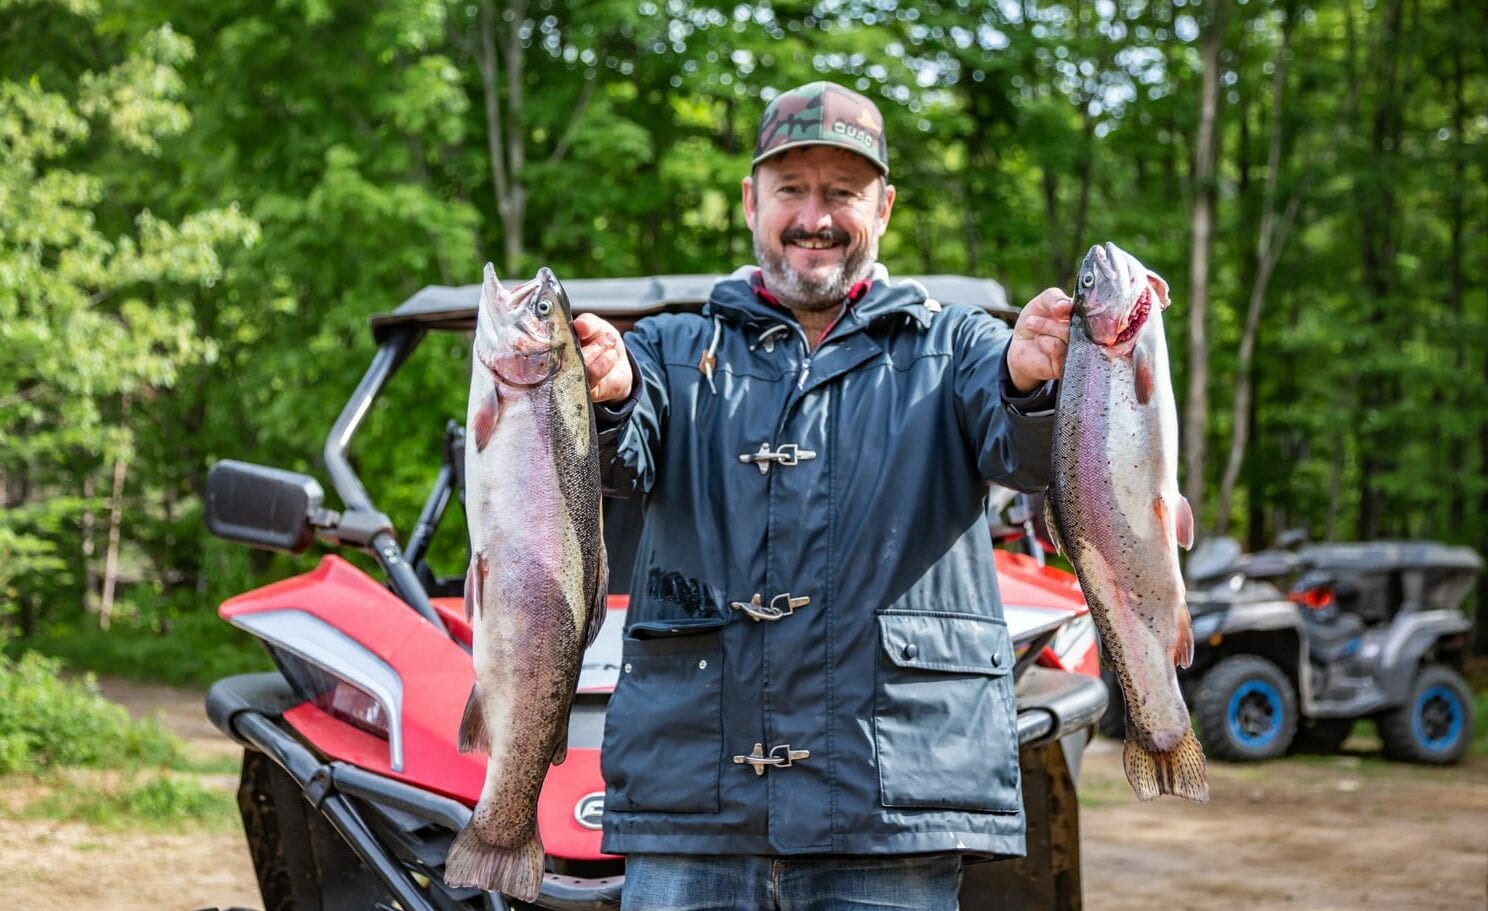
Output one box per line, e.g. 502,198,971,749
1042,492,1067,557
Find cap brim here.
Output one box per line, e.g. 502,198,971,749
751,139,889,176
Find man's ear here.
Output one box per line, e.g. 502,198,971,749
876,182,896,237
741,176,757,232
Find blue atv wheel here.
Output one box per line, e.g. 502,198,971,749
1194,655,1298,761
1377,665,1474,764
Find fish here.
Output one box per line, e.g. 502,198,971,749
1044,242,1209,803
444,264,608,900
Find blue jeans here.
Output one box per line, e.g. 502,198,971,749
620,853,963,911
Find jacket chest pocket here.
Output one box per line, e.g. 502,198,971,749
873,611,1020,813
601,619,724,813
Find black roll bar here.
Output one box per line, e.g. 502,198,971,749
323,327,448,634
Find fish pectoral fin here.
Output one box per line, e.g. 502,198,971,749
1042,492,1067,556
472,386,501,453
1177,496,1195,550
1134,345,1155,404
1123,730,1209,804
1147,272,1171,311
1175,604,1195,669
464,555,488,622
457,683,489,753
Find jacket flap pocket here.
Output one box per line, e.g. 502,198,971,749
628,616,728,640
878,611,1012,675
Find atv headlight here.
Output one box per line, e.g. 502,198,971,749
229,608,406,771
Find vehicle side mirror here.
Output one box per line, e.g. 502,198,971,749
206,460,327,554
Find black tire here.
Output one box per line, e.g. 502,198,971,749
1194,655,1298,761
1290,717,1355,755
1097,666,1128,740
1376,665,1474,764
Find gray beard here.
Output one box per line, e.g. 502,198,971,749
754,235,879,312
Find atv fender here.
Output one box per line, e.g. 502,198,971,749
1375,610,1473,707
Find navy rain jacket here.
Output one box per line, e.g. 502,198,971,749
596,266,1057,859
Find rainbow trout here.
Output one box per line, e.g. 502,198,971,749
1045,242,1209,803
444,265,607,899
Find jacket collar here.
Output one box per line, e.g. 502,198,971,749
703,264,936,341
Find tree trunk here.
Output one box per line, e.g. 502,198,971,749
479,0,525,275
1183,0,1228,535
1216,8,1299,534
99,395,131,631
81,473,98,614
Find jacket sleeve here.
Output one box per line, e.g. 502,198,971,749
950,309,1058,491
596,319,669,498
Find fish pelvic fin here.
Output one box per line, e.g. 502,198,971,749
551,716,569,766
464,554,488,623
1177,496,1195,550
1175,604,1195,668
473,386,501,453
1123,730,1210,804
1042,492,1066,556
583,526,609,649
457,683,488,753
443,824,545,902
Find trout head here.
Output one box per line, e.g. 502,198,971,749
1072,242,1170,355
474,264,578,388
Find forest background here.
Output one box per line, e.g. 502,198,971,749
3,0,1486,680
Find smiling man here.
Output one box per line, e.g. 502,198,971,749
573,81,1073,910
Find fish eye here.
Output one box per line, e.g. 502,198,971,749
1081,273,1094,289
535,299,553,316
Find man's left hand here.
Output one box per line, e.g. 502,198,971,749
1007,287,1073,393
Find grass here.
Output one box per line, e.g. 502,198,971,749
15,771,238,831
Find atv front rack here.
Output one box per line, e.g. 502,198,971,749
207,672,623,911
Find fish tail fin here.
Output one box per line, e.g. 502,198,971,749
457,683,488,753
443,824,545,902
1123,730,1210,804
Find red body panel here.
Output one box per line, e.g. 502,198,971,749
220,555,610,860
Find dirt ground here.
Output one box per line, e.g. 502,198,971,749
1,678,1484,911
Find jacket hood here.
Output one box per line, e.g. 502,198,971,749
703,264,936,339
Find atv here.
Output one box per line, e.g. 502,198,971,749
203,273,1109,911
1165,536,1481,763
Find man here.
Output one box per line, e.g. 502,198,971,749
574,81,1073,910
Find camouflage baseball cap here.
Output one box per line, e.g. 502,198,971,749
753,81,889,175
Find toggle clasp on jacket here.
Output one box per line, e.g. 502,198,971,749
738,441,817,474
732,742,811,776
730,592,811,622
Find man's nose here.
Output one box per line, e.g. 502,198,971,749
793,190,833,232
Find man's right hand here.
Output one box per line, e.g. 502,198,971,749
575,313,633,404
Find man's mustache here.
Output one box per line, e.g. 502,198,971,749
781,227,849,246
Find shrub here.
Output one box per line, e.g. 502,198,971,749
0,651,185,773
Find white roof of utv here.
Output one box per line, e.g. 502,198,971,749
371,274,1015,343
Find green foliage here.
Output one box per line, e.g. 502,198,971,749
0,651,185,773
18,772,237,830
3,0,1486,672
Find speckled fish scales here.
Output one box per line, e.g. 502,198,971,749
443,265,608,899
1045,242,1209,803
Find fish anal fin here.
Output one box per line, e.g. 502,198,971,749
1042,492,1067,557
1175,605,1195,668
1123,730,1209,804
1134,345,1155,404
443,825,545,902
457,683,488,753
473,386,500,452
551,715,569,766
1178,496,1195,550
